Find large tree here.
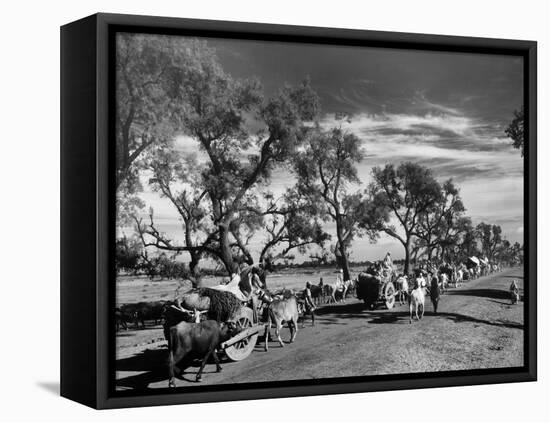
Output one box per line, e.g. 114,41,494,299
134,147,209,282
255,190,330,269
115,34,198,225
370,162,442,274
294,126,386,281
458,218,479,261
476,222,503,260
135,39,320,277
505,106,524,157
416,179,467,261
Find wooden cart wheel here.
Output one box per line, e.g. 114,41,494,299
384,282,396,310
224,307,258,361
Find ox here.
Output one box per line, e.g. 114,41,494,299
264,295,299,351
119,301,166,329
323,283,336,304
166,320,237,386
439,273,449,293
395,275,409,305
454,268,463,288
409,278,426,324
325,279,352,303
115,307,130,331
309,280,324,305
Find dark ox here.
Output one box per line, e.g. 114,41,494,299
115,307,130,331
309,281,324,304
119,301,165,329
166,320,237,387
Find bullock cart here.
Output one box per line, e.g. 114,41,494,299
356,269,397,310
171,282,265,362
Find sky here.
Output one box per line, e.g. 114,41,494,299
128,35,524,263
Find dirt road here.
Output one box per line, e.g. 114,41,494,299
115,267,524,390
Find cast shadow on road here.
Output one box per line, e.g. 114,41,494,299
446,288,512,300
366,309,523,329
314,302,412,325
312,298,524,330
116,348,168,390
314,302,373,325
423,311,523,330
486,298,523,306
116,347,232,390
366,311,410,324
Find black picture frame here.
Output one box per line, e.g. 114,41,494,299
60,12,537,409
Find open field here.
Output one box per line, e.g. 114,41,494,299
115,266,524,390
116,265,372,306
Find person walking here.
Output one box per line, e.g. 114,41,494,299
430,274,441,314
302,282,316,326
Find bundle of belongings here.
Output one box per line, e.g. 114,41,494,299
170,265,265,324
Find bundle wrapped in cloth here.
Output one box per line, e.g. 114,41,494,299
198,287,242,322
173,285,243,323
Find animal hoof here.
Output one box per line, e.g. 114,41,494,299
169,381,176,388
195,376,202,382
217,367,222,373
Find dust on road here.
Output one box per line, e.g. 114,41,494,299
115,267,524,390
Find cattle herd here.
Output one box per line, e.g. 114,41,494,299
116,256,517,386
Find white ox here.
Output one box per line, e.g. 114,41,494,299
409,278,425,324
395,275,409,305
454,269,464,288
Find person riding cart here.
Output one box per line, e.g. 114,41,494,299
382,252,393,274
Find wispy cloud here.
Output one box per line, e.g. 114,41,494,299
321,108,522,182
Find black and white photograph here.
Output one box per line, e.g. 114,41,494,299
112,32,524,391
3,0,550,417
113,30,528,392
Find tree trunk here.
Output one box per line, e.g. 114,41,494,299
427,244,434,261
218,224,239,276
188,253,202,288
403,236,412,275
183,217,202,287
335,216,351,282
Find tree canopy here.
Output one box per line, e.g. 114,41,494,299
294,125,387,281
505,106,524,157
370,162,443,274
132,37,321,282
416,179,467,261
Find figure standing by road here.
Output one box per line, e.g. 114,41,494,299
302,282,316,326
383,252,393,273
510,279,520,304
430,274,441,313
